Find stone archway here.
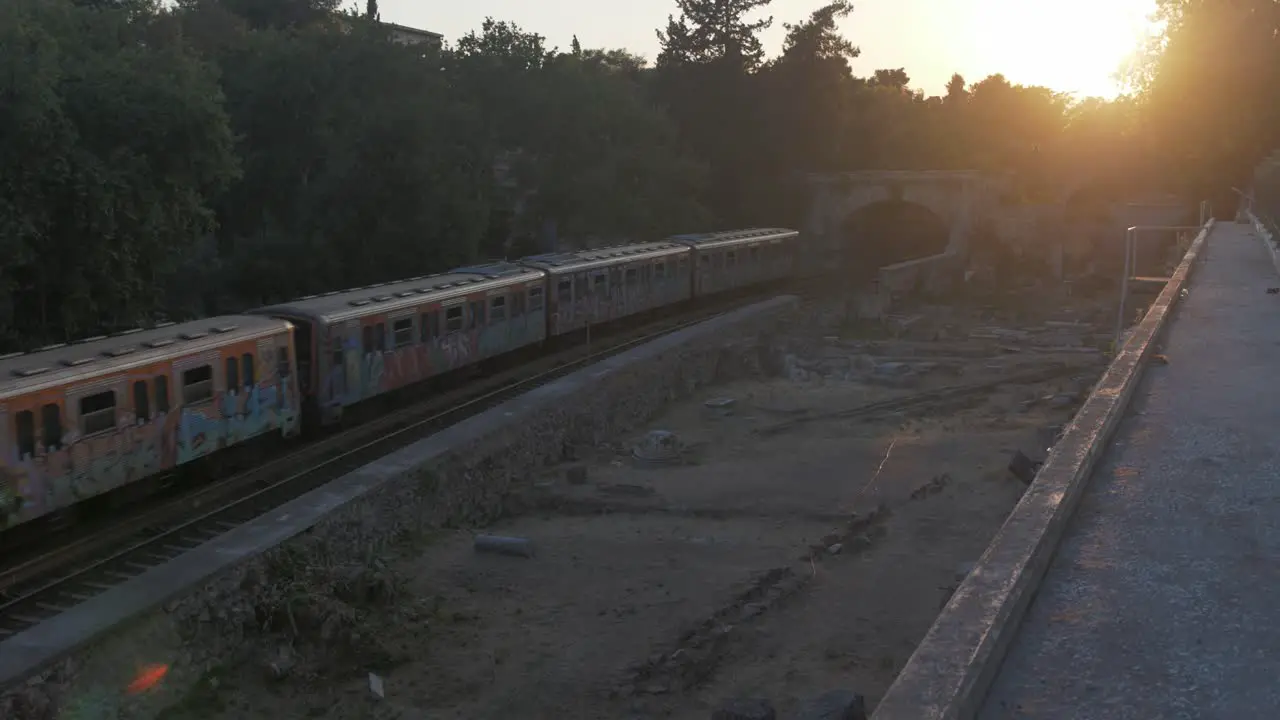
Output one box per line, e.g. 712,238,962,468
839,199,952,281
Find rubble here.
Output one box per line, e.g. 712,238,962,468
798,690,869,720
473,534,536,558
712,698,777,720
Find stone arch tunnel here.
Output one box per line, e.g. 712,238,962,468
839,199,952,281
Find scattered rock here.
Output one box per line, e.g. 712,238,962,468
705,397,737,415
798,690,868,720
473,535,536,558
1008,450,1042,485
873,361,910,376
597,483,656,497
1048,393,1076,408
368,671,385,699
826,543,843,555
633,430,683,465
565,464,588,485
712,697,777,720
264,646,296,681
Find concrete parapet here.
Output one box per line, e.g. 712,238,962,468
870,221,1213,720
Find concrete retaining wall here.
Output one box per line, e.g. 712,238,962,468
876,252,963,312
0,297,800,719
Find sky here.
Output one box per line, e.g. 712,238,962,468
378,0,1158,99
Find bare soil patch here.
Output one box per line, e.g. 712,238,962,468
156,293,1111,720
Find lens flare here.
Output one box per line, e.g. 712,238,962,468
126,664,169,695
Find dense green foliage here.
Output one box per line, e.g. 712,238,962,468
0,0,1270,349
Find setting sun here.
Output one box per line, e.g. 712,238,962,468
969,0,1157,98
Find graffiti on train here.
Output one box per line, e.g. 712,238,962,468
0,377,298,530
321,316,544,408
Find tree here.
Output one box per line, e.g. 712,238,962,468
365,0,377,20
759,1,860,177
944,73,968,103
656,0,773,71
209,0,340,31
870,68,911,91
204,19,491,303
1132,0,1280,205
0,0,238,346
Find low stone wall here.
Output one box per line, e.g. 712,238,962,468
1245,208,1280,277
1,297,800,719
876,252,963,311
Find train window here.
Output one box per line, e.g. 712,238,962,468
468,301,484,329
225,357,239,393
375,323,387,352
182,364,214,404
574,275,588,299
511,291,525,317
678,257,689,273
713,253,724,268
445,306,463,333
42,404,62,450
362,325,374,354
393,318,413,348
556,280,572,303
14,411,35,458
625,268,638,286
749,246,760,262
489,295,507,322
592,275,607,295
726,251,737,267
528,287,544,311
79,390,117,435
654,262,666,280
420,312,439,342
277,348,291,378
700,254,711,266
133,380,150,423
242,353,255,389
155,376,170,414
331,337,344,367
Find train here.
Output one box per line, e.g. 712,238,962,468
0,229,800,533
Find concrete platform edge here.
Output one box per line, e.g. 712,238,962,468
1245,210,1280,277
871,221,1215,720
0,295,798,691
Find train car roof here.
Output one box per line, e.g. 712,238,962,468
519,241,688,274
0,315,291,400
667,227,798,250
252,261,545,324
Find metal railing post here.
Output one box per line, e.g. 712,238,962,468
1115,226,1134,351
1113,217,1209,352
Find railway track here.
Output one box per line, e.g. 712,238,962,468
0,293,772,646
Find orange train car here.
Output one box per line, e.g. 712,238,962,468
0,316,301,531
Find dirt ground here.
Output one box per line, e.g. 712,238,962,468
154,291,1115,720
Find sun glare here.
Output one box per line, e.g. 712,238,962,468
971,0,1156,98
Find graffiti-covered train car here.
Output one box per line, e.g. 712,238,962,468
251,262,548,425
669,228,800,297
0,316,301,531
520,241,693,337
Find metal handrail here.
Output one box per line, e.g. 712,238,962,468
1115,219,1209,350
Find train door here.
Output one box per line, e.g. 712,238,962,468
554,275,573,333
487,291,509,356
652,259,667,307
527,284,547,340
292,320,313,397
